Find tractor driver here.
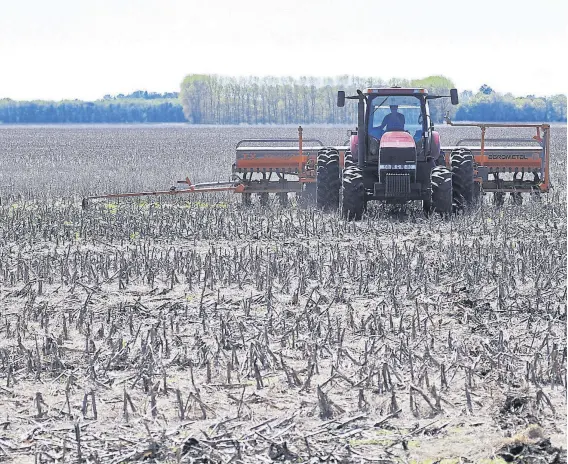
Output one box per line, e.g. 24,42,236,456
379,105,405,132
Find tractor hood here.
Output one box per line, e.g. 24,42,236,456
379,131,417,172
379,131,415,149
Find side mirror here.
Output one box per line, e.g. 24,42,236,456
450,88,459,105
337,91,345,108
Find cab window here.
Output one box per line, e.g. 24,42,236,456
369,96,424,142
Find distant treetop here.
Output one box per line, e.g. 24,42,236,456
103,90,179,100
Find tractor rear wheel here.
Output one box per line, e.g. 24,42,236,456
316,149,340,211
430,166,453,215
341,166,366,220
451,149,475,209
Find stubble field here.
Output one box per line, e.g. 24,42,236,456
0,124,566,463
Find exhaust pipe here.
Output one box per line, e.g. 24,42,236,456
357,96,366,169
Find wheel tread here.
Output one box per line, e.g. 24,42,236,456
316,148,341,210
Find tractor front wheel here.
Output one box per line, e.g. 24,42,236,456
430,166,453,215
342,166,366,220
316,149,341,211
344,150,355,169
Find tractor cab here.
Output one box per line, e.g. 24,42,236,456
337,88,438,166
368,100,425,142
333,86,460,219
364,89,430,163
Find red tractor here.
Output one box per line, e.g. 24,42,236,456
316,87,470,219
83,87,549,210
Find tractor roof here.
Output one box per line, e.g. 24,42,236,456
364,87,428,96
372,105,420,109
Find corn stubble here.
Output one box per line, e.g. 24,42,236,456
0,125,565,463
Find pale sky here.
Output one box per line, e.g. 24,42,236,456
1,0,566,101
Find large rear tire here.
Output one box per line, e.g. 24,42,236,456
431,166,453,215
316,149,340,211
341,166,365,221
451,149,475,210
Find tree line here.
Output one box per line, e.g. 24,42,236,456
178,75,566,124
0,92,185,124
178,75,460,125
0,77,565,124
456,88,566,122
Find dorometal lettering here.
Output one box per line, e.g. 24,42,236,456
488,154,528,160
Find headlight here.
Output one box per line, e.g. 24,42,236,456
369,137,380,156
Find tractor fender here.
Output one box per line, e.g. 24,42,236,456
350,133,358,161
430,131,441,162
